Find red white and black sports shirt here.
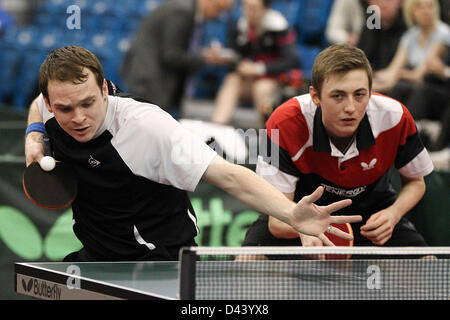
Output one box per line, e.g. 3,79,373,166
257,93,434,217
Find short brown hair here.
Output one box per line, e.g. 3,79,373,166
39,46,104,103
311,44,373,97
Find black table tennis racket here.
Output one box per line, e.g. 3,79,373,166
23,134,77,210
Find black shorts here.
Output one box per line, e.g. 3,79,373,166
242,214,428,258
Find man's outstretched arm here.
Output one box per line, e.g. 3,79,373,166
202,155,362,244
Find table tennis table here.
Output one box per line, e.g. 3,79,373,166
15,247,450,300
15,261,180,300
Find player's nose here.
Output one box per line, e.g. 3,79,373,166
72,107,87,123
344,98,356,114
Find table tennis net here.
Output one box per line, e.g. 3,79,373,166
179,247,450,300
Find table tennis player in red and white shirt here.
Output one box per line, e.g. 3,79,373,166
24,46,361,262
242,44,434,253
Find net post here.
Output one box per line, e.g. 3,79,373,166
179,247,197,300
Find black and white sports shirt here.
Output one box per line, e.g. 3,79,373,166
36,83,216,260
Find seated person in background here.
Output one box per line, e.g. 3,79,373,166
426,40,450,169
426,39,450,86
357,0,407,72
325,0,365,46
121,0,234,117
399,37,450,151
372,0,450,93
242,44,434,256
373,0,449,153
211,0,300,127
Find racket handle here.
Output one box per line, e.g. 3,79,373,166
41,134,52,157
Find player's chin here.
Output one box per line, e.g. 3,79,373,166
338,124,359,136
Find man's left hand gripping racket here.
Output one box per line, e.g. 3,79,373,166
23,134,77,210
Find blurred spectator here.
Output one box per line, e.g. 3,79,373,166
211,0,300,126
373,0,449,165
120,0,234,116
428,108,450,169
372,0,450,93
325,0,365,46
426,40,450,169
357,0,407,71
401,38,449,128
426,38,450,80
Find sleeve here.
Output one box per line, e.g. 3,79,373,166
395,105,434,178
228,16,250,53
264,28,301,75
256,99,304,192
112,109,217,192
35,93,55,124
160,8,206,72
227,18,249,70
444,28,450,46
256,155,299,193
436,22,450,44
399,28,411,50
325,0,356,44
444,35,450,47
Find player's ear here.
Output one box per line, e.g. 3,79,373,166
102,79,108,98
309,86,321,107
43,96,53,113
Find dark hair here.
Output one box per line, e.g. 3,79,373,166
39,46,104,103
312,44,373,97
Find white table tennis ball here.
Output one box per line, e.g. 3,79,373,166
40,156,56,171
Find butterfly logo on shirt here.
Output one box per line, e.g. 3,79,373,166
88,155,101,168
361,158,377,171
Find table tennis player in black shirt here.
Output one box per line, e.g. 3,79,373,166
24,46,361,262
